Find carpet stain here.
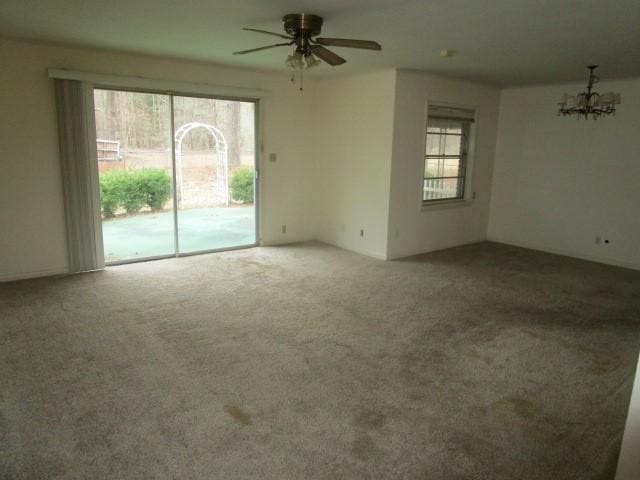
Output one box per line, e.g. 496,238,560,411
0,410,9,445
491,396,537,420
470,404,488,417
241,260,269,270
352,434,377,460
353,410,386,430
19,452,68,479
588,356,621,375
224,405,252,426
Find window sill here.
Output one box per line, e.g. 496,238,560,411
421,198,472,212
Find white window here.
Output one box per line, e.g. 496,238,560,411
423,106,474,203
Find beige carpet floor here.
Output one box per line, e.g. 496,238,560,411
1,241,639,479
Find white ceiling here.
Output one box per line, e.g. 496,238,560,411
1,0,639,86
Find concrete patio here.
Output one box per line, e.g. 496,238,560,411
102,206,256,262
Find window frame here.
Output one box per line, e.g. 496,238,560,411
422,107,474,205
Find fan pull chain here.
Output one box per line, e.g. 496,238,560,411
289,68,304,91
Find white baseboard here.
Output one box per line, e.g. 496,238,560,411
487,235,640,271
0,267,69,283
386,236,486,261
344,246,388,261
314,237,388,260
260,235,316,247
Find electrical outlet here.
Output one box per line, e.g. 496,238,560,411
269,153,277,162
282,224,287,234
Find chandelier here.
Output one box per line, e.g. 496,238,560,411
558,65,620,119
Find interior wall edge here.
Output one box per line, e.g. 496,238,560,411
259,234,318,247
486,235,640,272
315,238,389,261
0,267,70,283
385,235,488,261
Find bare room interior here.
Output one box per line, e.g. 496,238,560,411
1,1,639,479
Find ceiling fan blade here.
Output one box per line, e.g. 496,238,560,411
314,37,382,50
233,42,292,55
242,27,293,40
309,45,346,66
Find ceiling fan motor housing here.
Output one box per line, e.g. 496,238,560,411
283,14,323,37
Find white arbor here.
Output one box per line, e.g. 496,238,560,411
174,122,229,207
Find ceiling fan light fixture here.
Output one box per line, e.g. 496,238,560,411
305,54,320,69
286,51,304,70
285,49,327,71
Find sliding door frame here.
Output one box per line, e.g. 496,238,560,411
94,85,260,266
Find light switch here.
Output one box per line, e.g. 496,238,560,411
269,153,277,162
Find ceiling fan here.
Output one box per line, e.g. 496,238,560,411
233,13,382,67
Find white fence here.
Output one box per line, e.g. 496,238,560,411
96,139,121,161
423,178,458,201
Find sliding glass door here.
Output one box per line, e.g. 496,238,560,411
173,95,256,254
94,89,257,264
94,89,175,262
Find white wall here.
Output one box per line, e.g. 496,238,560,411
488,78,640,270
14,33,631,279
0,37,317,281
386,70,500,259
313,70,397,259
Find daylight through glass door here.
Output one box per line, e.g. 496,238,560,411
94,89,257,264
173,95,256,254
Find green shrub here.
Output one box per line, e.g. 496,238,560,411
230,167,254,203
120,173,146,214
135,169,172,211
99,168,172,216
99,170,127,217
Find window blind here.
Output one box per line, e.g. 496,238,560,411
54,79,104,273
427,105,475,123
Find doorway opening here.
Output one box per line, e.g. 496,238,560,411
93,89,257,264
